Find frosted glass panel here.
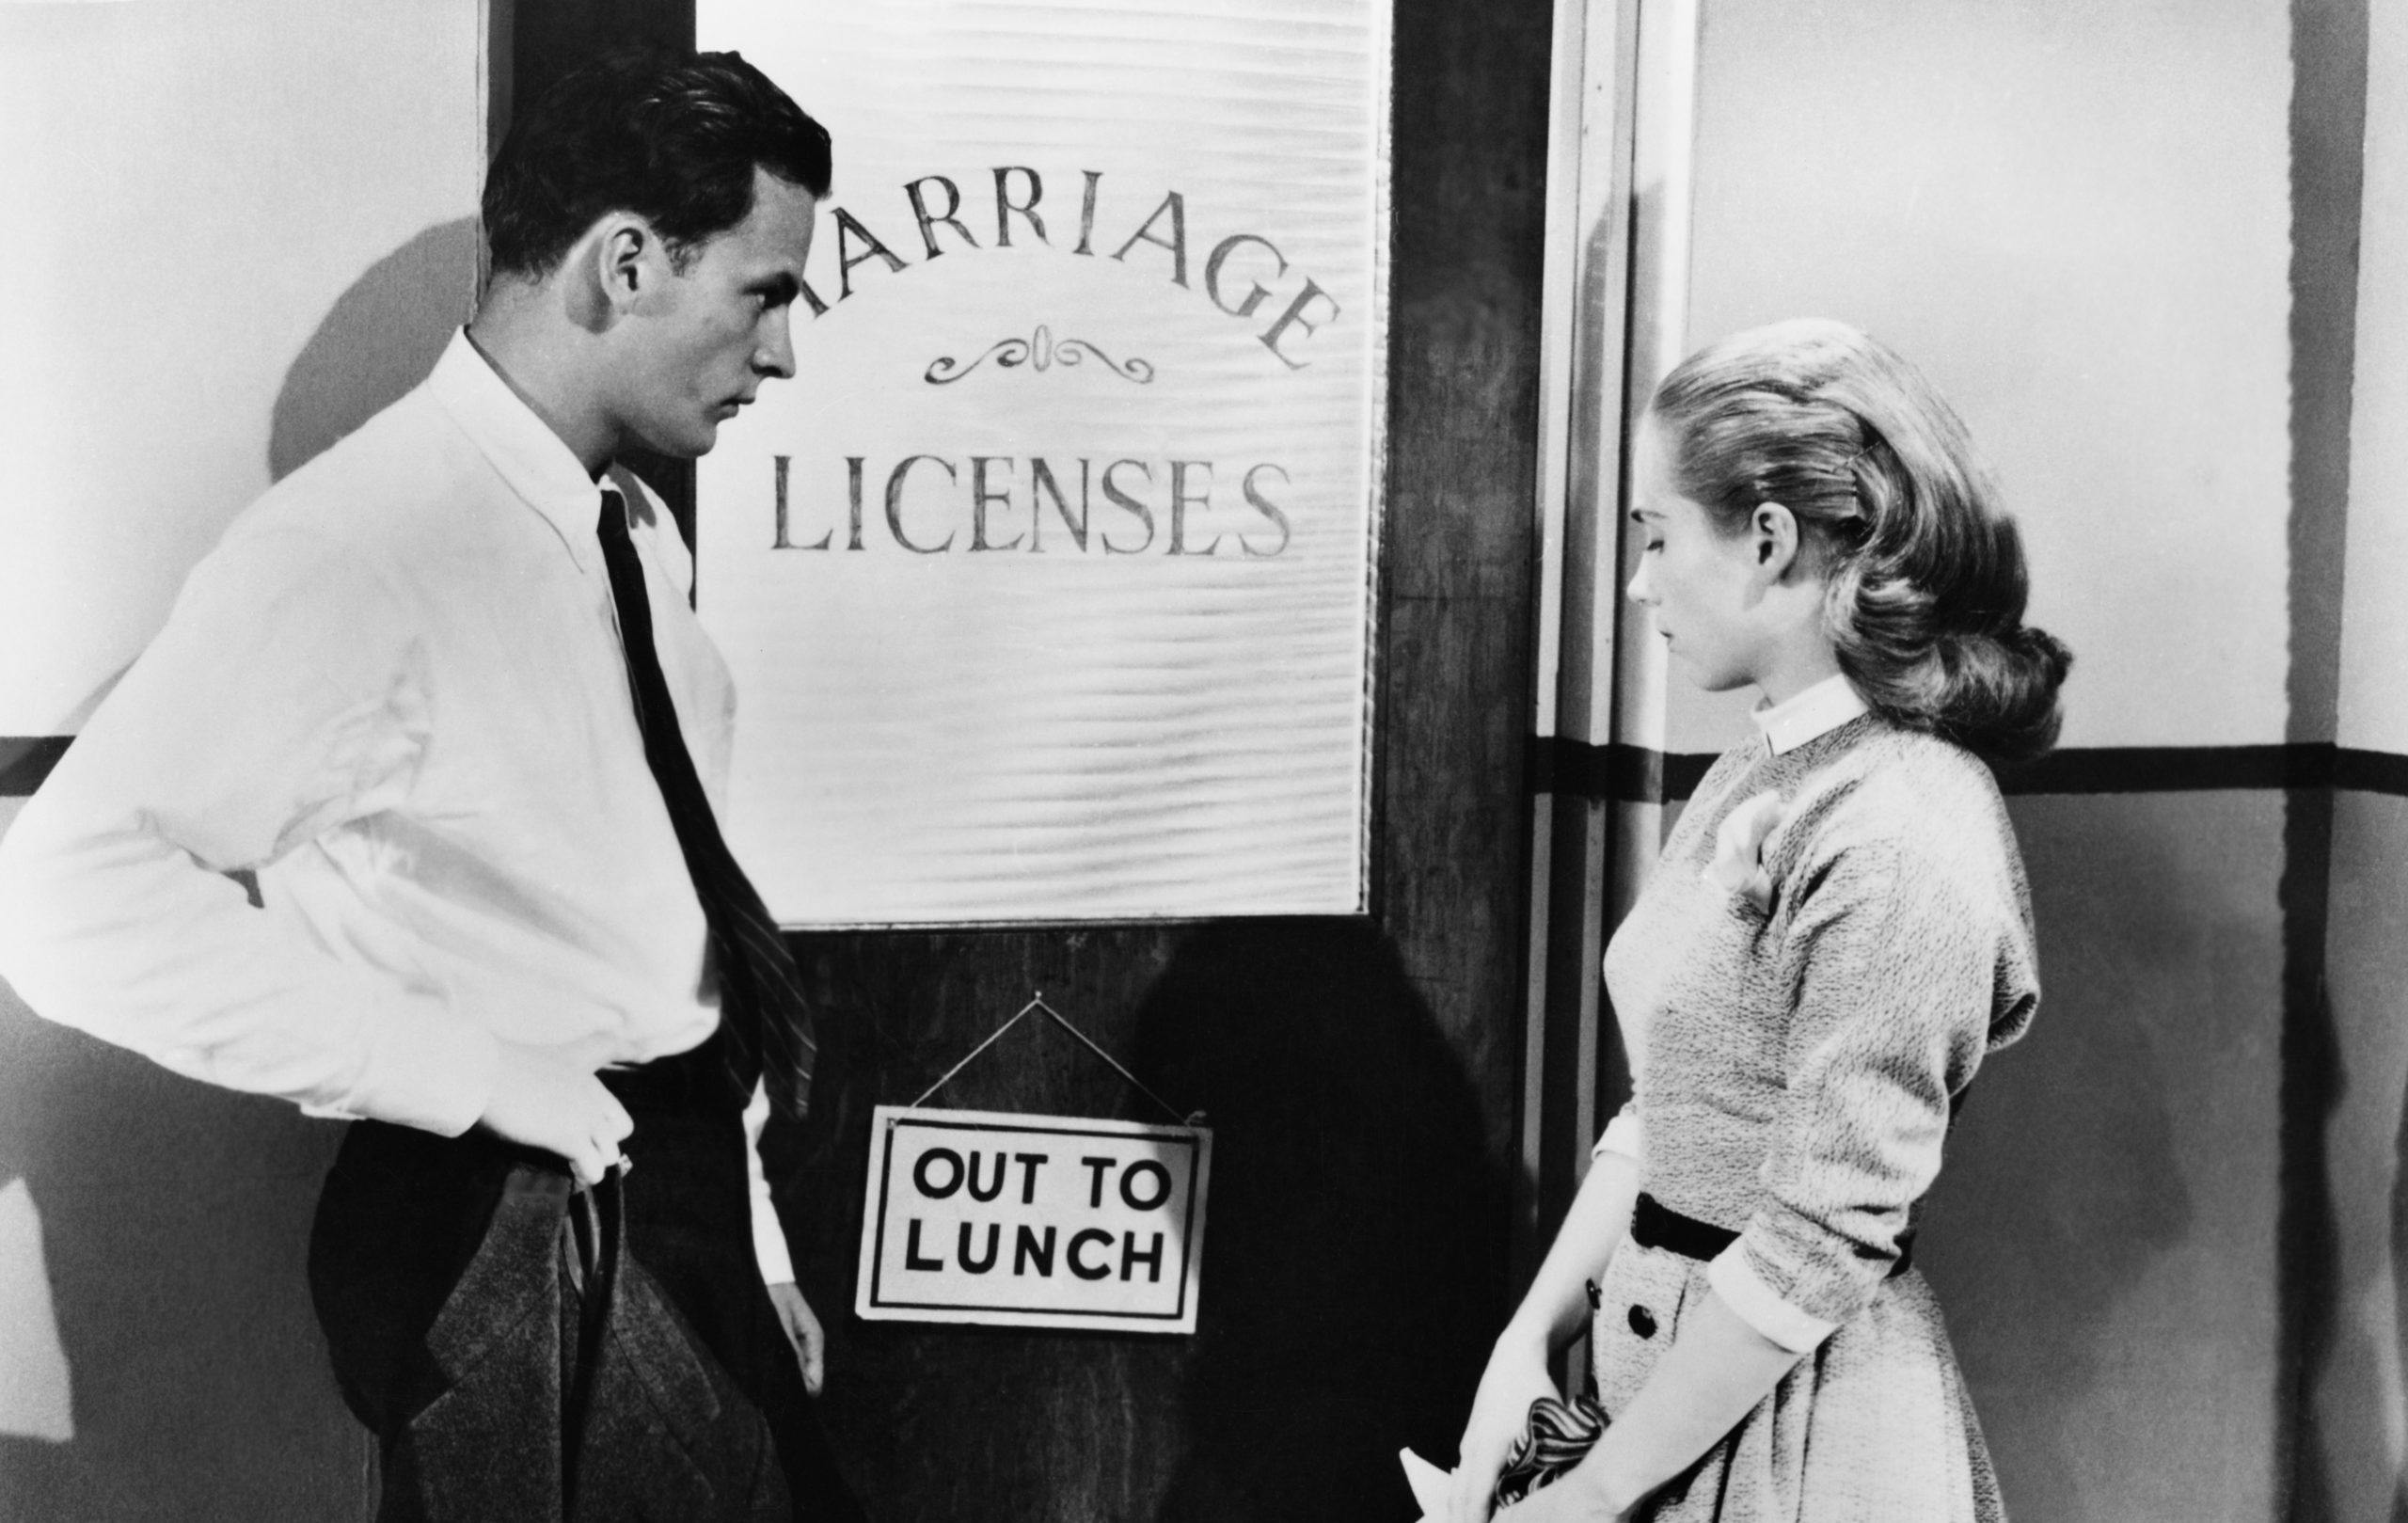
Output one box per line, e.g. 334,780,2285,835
698,0,1390,926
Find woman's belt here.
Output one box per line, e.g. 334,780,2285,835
1630,1192,1915,1278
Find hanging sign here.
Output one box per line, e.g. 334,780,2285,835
695,0,1391,927
855,1105,1213,1333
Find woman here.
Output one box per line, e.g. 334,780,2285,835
1451,319,2068,1522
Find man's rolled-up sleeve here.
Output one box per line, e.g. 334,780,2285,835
1710,836,1994,1353
742,1081,798,1285
0,523,499,1134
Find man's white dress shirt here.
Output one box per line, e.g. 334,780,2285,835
0,332,795,1281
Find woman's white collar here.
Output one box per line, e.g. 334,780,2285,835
1750,674,1869,755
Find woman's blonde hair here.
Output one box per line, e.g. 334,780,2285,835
1649,318,2070,763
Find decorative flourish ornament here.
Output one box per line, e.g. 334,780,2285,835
924,324,1156,386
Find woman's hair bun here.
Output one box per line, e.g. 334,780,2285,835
1925,624,2073,764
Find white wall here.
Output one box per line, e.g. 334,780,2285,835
1674,0,2295,756
0,7,486,1516
0,0,486,734
2338,0,2408,755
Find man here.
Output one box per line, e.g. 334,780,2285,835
0,50,856,1521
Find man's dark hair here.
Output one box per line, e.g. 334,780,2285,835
483,49,832,279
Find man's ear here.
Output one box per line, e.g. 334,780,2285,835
592,212,661,317
1751,500,1804,584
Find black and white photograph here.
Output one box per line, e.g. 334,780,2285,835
0,1,2394,1519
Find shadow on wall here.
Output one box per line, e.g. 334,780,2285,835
32,219,479,739
0,986,365,1521
2393,1086,2408,1523
1132,918,1509,1523
270,216,481,484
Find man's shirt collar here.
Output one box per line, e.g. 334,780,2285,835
426,329,606,572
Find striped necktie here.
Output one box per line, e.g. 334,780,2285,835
594,487,816,1118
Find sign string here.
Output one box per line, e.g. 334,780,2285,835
907,992,1203,1126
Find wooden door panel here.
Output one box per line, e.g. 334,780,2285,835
515,1,1551,1512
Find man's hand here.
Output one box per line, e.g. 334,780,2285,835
766,1280,826,1395
479,1037,633,1186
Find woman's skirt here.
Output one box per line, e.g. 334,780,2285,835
1584,1240,2004,1523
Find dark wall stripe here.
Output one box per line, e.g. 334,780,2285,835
2279,0,2368,1508
1998,744,2333,797
0,738,71,797
12,734,2408,804
1524,737,1707,803
2331,745,2408,796
1527,736,2408,804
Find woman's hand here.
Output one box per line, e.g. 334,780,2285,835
1450,1150,1642,1523
1447,1332,1560,1523
1490,1473,1631,1523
